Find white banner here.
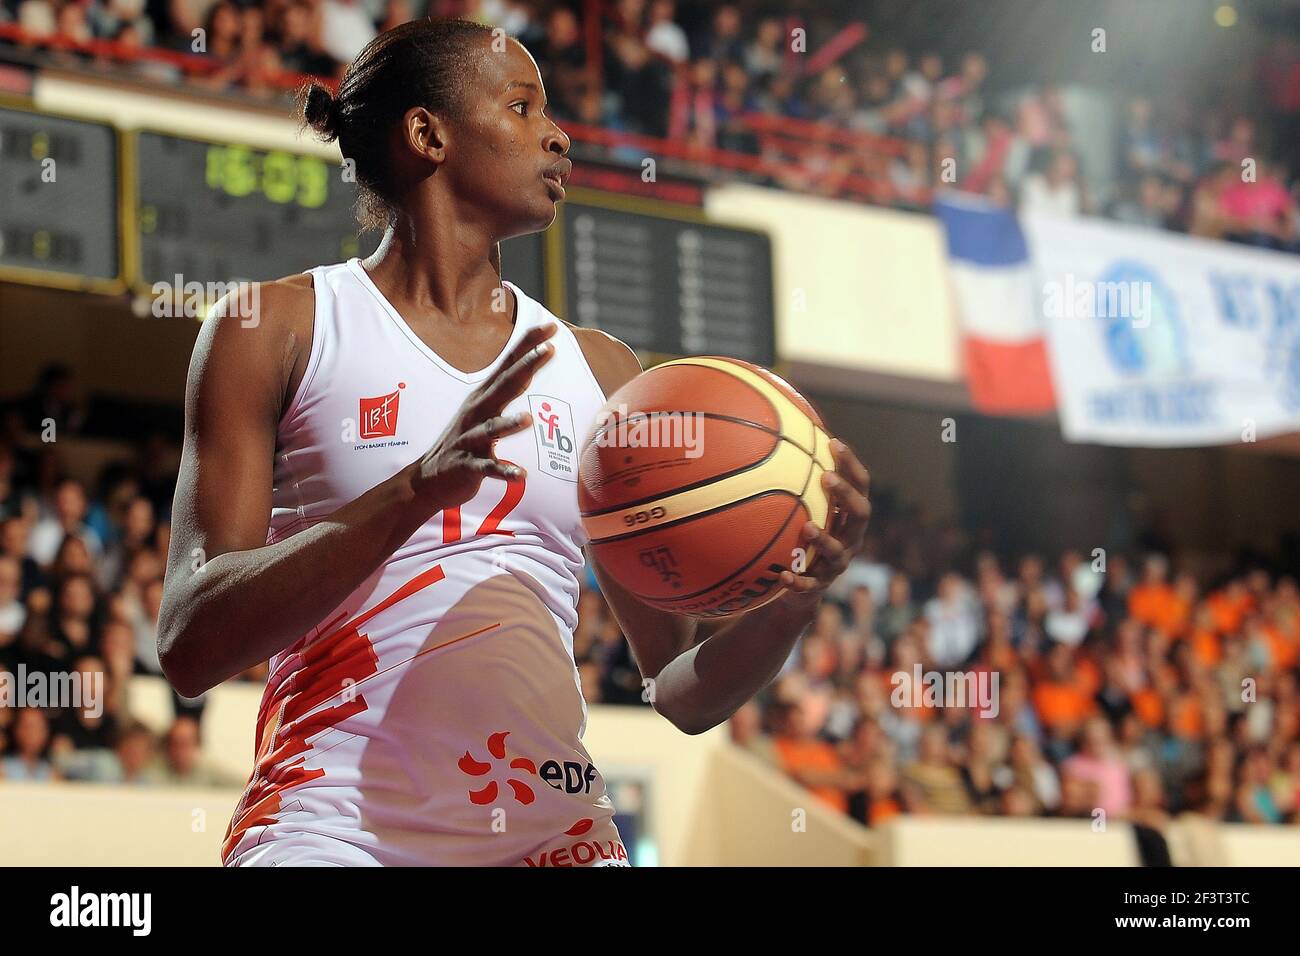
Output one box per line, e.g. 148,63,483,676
1024,215,1300,446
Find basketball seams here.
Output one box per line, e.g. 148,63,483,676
659,357,821,456
585,410,783,448
589,487,801,545
581,435,815,542
593,493,805,608
580,414,782,517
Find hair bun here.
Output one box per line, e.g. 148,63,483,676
300,83,341,141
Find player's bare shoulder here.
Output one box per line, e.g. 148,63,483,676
187,272,318,425
564,322,642,398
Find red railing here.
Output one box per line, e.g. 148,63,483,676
0,23,326,93
0,22,924,207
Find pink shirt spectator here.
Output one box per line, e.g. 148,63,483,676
1218,177,1292,223
1062,753,1132,817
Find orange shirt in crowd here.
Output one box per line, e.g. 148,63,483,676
1129,583,1179,634
1073,655,1103,696
1131,687,1164,728
1191,629,1223,667
1159,593,1194,638
1032,681,1096,730
1170,693,1204,739
1207,590,1252,634
1262,624,1299,670
774,737,849,813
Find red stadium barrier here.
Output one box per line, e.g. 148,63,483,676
0,23,327,94
0,22,920,205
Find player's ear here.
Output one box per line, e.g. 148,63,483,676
402,106,448,167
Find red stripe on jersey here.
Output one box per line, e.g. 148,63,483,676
222,563,447,862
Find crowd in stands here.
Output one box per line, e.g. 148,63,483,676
2,366,1298,839
4,1,1299,251
0,368,252,787
716,498,1300,834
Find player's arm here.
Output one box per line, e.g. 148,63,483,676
572,327,872,735
158,281,557,697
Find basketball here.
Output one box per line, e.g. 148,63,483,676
578,357,836,618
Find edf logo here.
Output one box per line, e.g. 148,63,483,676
539,760,598,794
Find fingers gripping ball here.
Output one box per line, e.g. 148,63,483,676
578,357,836,618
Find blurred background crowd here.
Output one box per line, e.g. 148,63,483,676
2,365,1298,840
3,0,1300,250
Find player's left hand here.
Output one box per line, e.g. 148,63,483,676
775,438,870,610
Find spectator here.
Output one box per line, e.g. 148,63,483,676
705,3,743,64
875,572,915,647
90,0,154,43
729,700,778,765
1008,733,1060,812
318,0,375,64
49,572,99,663
1019,148,1086,218
97,495,155,593
1062,717,1133,818
112,720,165,785
1218,159,1297,250
534,5,587,122
29,478,103,569
158,715,242,787
275,1,337,76
16,0,57,37
1110,172,1171,230
1,707,58,781
902,725,972,814
743,17,782,81
644,0,687,65
771,699,852,813
0,554,26,641
923,572,981,667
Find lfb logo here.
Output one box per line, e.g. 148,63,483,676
528,395,578,481
359,383,404,440
536,401,573,453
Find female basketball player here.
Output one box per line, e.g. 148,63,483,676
157,18,871,867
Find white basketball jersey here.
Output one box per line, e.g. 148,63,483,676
222,259,630,867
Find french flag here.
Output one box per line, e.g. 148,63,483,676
934,194,1056,415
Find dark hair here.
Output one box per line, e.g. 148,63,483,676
298,17,496,231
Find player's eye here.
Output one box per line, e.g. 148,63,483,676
510,101,528,116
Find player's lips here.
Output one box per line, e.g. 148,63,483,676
542,159,571,199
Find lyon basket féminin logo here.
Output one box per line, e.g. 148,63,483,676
359,384,404,440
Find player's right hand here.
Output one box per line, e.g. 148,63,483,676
411,321,558,510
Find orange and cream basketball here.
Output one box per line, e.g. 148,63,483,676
578,356,836,618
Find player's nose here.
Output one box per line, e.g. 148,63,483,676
543,116,570,157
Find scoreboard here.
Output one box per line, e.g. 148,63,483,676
0,107,119,289
560,200,774,365
134,131,378,286
0,104,774,364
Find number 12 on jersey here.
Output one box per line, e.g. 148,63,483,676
439,459,525,543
